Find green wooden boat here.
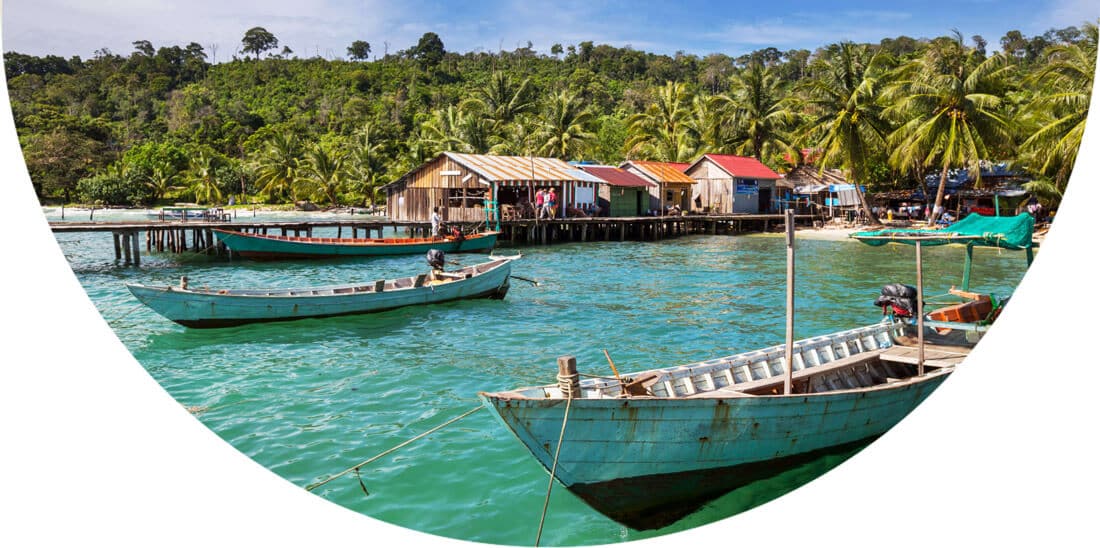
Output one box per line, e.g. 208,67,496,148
212,228,498,260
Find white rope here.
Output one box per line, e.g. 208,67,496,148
535,394,573,547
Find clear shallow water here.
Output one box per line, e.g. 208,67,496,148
50,211,1029,546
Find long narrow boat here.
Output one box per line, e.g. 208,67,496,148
127,257,514,328
480,213,1033,531
212,228,499,260
479,321,963,530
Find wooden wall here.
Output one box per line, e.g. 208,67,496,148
387,156,492,222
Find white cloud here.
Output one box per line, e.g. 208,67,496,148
1043,0,1100,27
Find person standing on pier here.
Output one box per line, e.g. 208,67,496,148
548,188,558,219
431,206,442,237
535,188,546,219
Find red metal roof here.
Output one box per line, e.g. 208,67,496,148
580,165,656,188
667,162,690,172
695,154,780,180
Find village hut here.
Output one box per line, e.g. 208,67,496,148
782,165,854,216
620,160,695,214
683,154,785,214
578,165,656,217
381,152,605,223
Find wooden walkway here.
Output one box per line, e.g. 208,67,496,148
49,213,823,266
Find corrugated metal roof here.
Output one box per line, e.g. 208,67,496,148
693,154,780,180
623,160,696,184
446,152,604,183
579,165,655,188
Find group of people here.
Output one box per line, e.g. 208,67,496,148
534,187,558,219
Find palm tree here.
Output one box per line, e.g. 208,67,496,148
535,90,595,159
686,93,730,156
145,160,181,203
187,150,223,205
795,42,895,224
468,71,536,128
253,132,303,203
348,123,388,205
625,81,694,162
886,32,1015,223
421,105,470,154
721,61,798,163
302,144,346,206
1018,22,1097,197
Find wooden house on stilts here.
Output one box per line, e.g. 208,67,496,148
684,154,785,214
381,152,605,223
621,160,696,214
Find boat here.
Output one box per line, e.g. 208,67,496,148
479,212,1033,530
212,228,498,260
147,206,226,221
126,256,515,328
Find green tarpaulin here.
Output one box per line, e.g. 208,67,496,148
851,213,1034,249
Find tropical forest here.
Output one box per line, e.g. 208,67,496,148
5,23,1096,214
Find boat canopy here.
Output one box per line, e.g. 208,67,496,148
851,213,1034,250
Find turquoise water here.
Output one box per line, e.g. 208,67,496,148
50,210,1029,546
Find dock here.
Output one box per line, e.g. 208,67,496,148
48,213,822,266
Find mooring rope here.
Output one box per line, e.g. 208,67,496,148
305,405,483,493
107,302,147,326
535,392,573,547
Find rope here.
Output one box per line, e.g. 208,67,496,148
107,302,147,326
305,405,482,492
535,395,573,547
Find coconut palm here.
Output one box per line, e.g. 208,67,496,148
886,32,1015,223
187,150,223,205
468,71,536,129
535,90,595,159
145,160,182,203
302,144,346,205
422,105,475,154
686,93,729,156
253,132,303,203
795,42,896,224
348,122,388,205
721,61,798,163
625,81,694,162
1018,22,1097,196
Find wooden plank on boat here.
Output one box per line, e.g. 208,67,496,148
880,346,967,367
686,348,889,398
413,273,428,288
374,280,385,292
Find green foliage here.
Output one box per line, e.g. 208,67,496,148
6,21,1096,212
75,168,153,205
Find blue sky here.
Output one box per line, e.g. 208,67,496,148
2,0,1097,61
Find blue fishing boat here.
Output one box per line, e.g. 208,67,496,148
212,228,498,260
480,213,1032,530
127,256,515,328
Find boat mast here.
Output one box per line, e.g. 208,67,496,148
784,209,796,395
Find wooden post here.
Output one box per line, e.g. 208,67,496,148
131,231,141,266
916,239,925,376
557,356,580,398
112,233,121,260
122,233,132,264
784,210,796,395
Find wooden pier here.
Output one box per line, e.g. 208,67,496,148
48,213,822,266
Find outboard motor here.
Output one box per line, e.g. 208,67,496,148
426,249,446,270
874,283,918,318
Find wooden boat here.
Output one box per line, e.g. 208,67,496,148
212,228,499,260
480,321,964,530
480,213,1034,531
126,257,514,328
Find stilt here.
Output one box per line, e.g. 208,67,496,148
131,231,141,266
112,233,121,260
122,233,132,265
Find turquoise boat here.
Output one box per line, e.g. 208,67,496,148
479,320,960,529
212,228,498,260
126,256,514,328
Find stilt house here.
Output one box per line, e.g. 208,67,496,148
620,160,695,214
381,152,605,222
683,154,783,214
578,165,656,217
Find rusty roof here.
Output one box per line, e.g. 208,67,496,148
622,160,696,184
444,152,605,183
579,165,655,188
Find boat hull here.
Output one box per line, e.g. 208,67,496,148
127,260,511,328
213,229,498,259
480,364,949,529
